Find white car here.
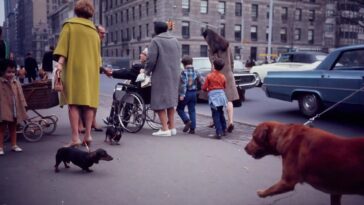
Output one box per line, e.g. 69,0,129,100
250,52,327,85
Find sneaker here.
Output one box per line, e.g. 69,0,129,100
11,145,23,152
0,148,4,156
183,121,192,132
152,129,172,137
170,128,177,136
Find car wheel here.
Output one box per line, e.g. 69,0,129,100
298,93,321,117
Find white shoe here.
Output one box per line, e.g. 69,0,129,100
170,128,177,136
152,129,171,136
0,148,4,156
11,145,23,152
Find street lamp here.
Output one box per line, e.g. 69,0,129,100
267,0,274,63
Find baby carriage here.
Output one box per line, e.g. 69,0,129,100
4,80,59,142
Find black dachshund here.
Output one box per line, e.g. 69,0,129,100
55,147,113,173
105,126,122,145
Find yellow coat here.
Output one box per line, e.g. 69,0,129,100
54,17,101,108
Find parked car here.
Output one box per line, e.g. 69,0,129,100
189,57,258,105
263,44,364,117
250,52,327,85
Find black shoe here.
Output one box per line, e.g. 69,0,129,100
227,124,234,133
215,134,222,140
183,121,192,132
189,129,195,134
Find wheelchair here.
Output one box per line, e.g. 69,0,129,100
105,80,161,133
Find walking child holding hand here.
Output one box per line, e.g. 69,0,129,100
202,58,228,139
0,59,28,155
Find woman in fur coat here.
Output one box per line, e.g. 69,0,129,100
202,28,239,132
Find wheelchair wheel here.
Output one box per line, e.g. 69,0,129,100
145,106,162,130
38,117,57,135
118,92,146,133
22,122,43,142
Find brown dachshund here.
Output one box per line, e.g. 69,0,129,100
244,121,364,205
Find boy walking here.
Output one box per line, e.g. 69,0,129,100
177,56,203,134
202,58,228,139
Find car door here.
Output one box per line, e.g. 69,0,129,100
318,49,364,106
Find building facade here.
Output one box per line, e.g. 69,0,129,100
102,0,330,62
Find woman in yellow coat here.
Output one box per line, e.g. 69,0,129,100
54,0,101,147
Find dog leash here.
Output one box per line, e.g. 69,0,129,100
304,85,364,127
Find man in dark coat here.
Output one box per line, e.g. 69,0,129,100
42,46,54,76
24,52,38,83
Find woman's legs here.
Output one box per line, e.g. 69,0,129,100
226,101,234,132
83,106,95,142
156,109,168,131
167,107,175,130
68,105,81,144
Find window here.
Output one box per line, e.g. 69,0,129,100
139,4,142,18
250,47,257,61
146,23,149,37
154,0,157,14
325,24,334,32
182,44,190,56
282,7,288,21
266,26,269,41
334,49,364,69
326,9,334,17
132,7,135,20
182,21,190,39
294,28,301,41
146,2,149,16
126,9,129,22
121,10,123,22
218,1,226,15
235,2,242,16
120,30,123,41
220,23,225,37
200,0,208,14
182,0,190,12
280,28,287,42
252,4,258,20
295,8,302,21
126,28,130,40
308,30,314,44
234,46,241,59
200,45,208,57
132,26,135,39
250,25,257,41
235,25,242,41
308,10,315,21
138,25,142,40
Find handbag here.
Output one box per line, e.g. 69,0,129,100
53,69,63,92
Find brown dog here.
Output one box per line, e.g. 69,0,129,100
244,121,364,205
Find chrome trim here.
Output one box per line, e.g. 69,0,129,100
234,73,260,89
264,83,363,92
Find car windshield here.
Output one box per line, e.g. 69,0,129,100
277,53,327,63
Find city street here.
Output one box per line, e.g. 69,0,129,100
1,85,364,204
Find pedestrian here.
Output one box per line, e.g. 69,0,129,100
53,0,101,147
41,45,54,78
202,28,239,133
0,59,28,155
145,21,181,136
201,58,228,139
0,26,9,60
24,52,38,83
245,56,256,69
17,65,26,84
177,56,204,134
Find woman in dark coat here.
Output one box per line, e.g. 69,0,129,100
145,22,181,136
202,28,239,132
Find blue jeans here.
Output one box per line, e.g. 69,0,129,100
211,106,226,135
177,90,197,129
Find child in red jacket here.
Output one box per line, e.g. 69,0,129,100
202,58,228,139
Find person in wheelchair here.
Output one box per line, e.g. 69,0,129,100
104,48,150,125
